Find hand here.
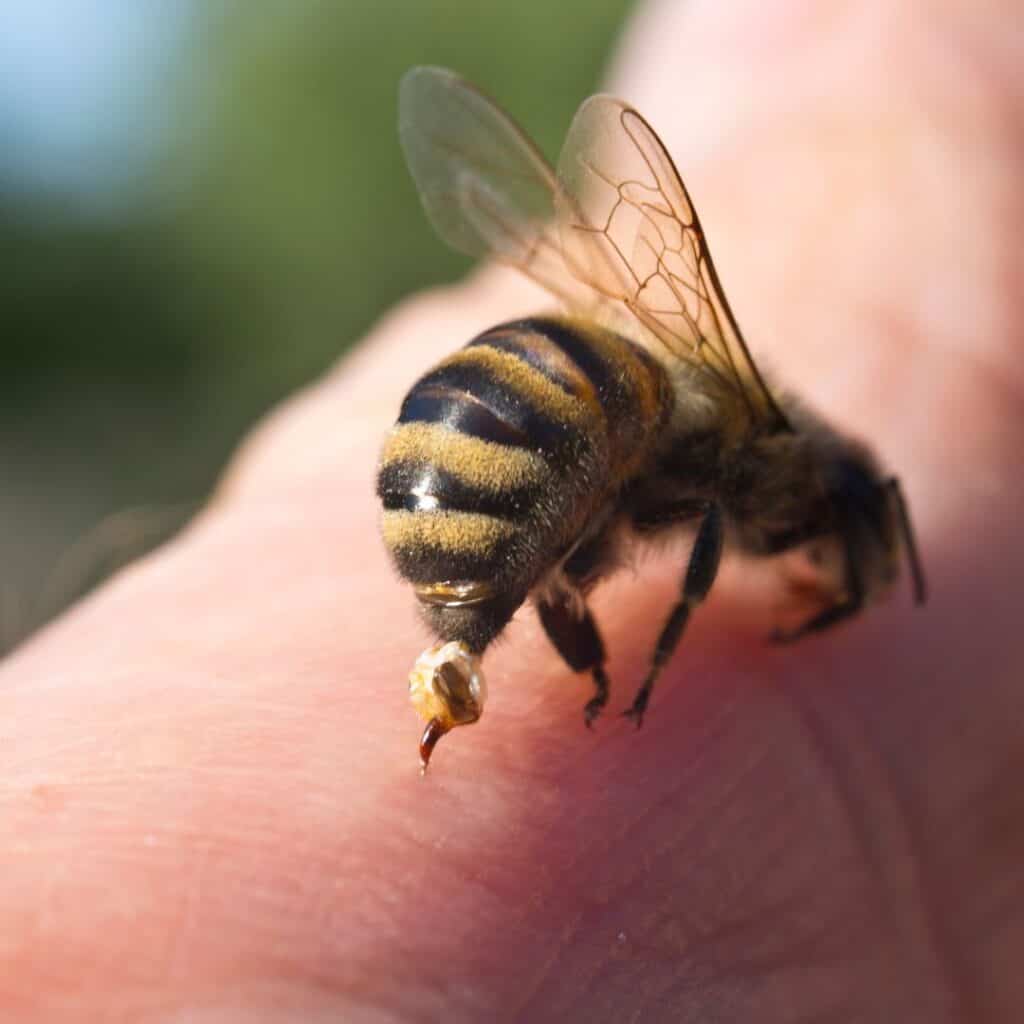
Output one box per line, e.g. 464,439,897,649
3,1,1021,1019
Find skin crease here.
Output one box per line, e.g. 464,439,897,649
1,0,1022,1019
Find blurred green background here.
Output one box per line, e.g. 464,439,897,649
0,0,634,653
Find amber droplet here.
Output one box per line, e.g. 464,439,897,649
419,717,450,774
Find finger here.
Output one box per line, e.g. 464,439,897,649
2,1,1023,1021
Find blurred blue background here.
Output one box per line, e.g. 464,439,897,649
0,0,633,651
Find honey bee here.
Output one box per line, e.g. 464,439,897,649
379,66,927,770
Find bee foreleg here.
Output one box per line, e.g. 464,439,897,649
536,593,611,728
624,503,724,726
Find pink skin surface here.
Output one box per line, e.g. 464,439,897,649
2,0,1022,1020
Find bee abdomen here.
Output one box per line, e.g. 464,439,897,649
377,316,669,600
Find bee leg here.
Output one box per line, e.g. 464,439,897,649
625,503,724,726
536,593,610,728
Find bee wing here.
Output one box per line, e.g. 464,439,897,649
399,68,787,430
398,66,619,312
555,96,789,430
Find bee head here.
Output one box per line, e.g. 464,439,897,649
826,453,926,605
408,641,487,772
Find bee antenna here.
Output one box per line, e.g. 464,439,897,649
886,478,927,606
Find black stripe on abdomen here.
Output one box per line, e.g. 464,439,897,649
387,531,520,585
400,361,577,453
377,459,541,519
398,385,531,449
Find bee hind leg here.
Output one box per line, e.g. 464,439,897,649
536,593,611,728
625,502,724,726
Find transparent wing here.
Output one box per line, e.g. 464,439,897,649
398,66,613,311
555,95,788,429
399,68,788,430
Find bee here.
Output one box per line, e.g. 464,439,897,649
379,66,927,771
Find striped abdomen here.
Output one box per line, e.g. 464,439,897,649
377,316,670,649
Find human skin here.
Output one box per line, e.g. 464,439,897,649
2,0,1022,1019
